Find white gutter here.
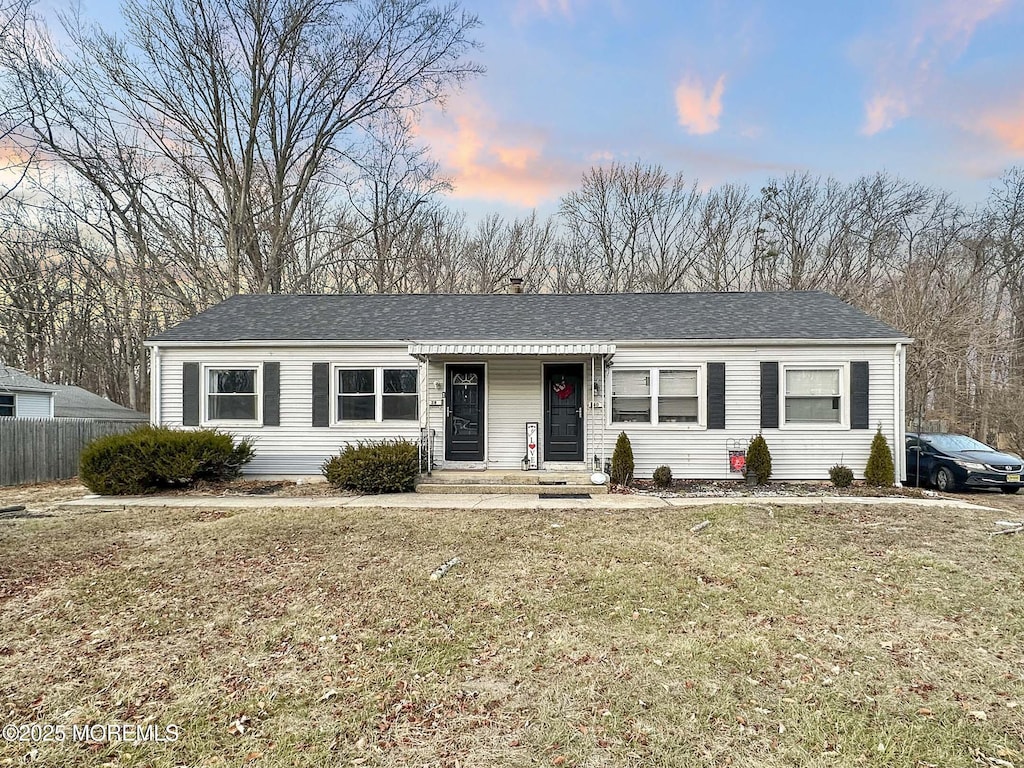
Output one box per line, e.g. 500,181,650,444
142,339,412,349
144,336,915,349
618,337,915,347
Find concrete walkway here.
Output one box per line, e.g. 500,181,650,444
60,492,997,512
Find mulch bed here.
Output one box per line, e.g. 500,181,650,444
618,478,933,499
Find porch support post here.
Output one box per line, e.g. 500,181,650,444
601,355,608,473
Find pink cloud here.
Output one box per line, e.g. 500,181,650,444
857,0,1009,135
674,74,726,135
414,94,584,208
862,92,910,137
973,103,1024,154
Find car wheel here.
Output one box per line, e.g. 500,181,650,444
1000,486,1020,494
934,467,957,492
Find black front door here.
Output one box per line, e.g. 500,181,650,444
545,364,584,462
445,364,485,462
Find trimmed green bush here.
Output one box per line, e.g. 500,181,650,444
745,434,772,485
610,432,635,487
864,428,896,487
79,426,254,495
322,439,420,494
829,463,854,488
652,465,673,488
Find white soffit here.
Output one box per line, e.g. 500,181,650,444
408,342,617,356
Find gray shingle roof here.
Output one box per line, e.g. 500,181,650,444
0,365,57,393
149,291,907,343
51,385,149,421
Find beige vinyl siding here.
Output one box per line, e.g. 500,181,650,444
424,357,594,469
602,344,899,480
159,346,421,476
157,341,902,480
486,358,544,467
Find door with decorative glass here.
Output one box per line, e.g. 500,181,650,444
445,365,485,461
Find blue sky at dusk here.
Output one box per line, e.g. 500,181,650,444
412,0,1024,215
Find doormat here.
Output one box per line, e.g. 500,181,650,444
538,493,590,499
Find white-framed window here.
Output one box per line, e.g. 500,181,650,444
336,367,418,422
339,369,375,420
611,367,702,425
611,370,651,422
659,369,698,423
0,394,14,417
784,367,842,425
382,369,418,420
205,366,260,422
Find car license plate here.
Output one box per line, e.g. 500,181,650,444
1009,474,1021,483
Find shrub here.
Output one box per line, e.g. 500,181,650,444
652,465,673,488
322,439,420,494
864,428,895,487
610,432,635,486
79,426,254,495
829,463,854,488
745,434,772,485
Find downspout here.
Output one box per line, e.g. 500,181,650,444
894,343,904,486
590,355,596,470
422,354,432,476
151,345,161,426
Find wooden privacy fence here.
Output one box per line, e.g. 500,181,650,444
0,418,144,486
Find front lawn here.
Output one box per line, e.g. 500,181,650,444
0,501,1021,766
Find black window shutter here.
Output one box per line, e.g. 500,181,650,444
183,362,200,426
263,361,280,427
707,362,726,429
760,361,779,429
850,361,869,430
312,363,330,427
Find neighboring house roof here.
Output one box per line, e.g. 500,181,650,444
149,291,908,343
50,385,148,421
0,365,57,394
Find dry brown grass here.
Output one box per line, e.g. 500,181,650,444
0,500,1022,767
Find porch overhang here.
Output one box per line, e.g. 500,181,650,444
408,342,616,359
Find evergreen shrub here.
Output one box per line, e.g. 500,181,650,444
610,432,635,486
864,428,896,487
745,434,773,485
829,464,854,488
322,439,420,494
79,426,254,495
652,465,673,488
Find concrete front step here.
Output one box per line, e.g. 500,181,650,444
415,470,608,495
417,471,595,485
414,482,606,495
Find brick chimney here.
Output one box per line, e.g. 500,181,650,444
508,277,524,294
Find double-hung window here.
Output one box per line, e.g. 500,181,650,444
339,370,375,420
611,368,701,424
337,368,418,422
784,368,841,424
382,369,418,420
207,368,258,421
0,394,14,417
658,370,698,423
611,370,651,423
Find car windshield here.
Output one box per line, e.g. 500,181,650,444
923,434,993,453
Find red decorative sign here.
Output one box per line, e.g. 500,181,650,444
729,451,746,473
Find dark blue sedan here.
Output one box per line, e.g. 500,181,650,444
906,433,1024,494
